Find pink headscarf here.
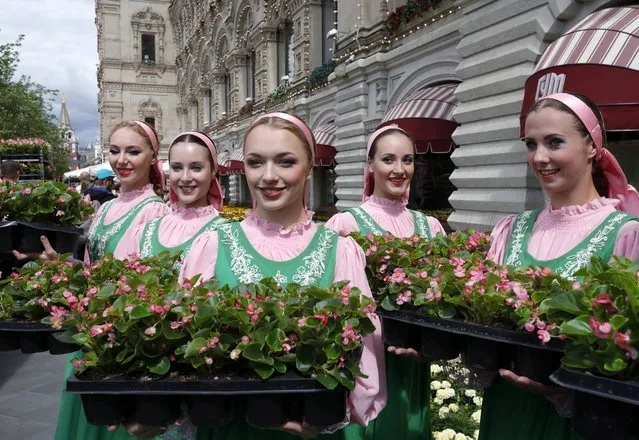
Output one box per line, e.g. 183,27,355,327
248,112,315,209
167,131,223,211
363,124,412,203
132,121,166,191
542,93,639,216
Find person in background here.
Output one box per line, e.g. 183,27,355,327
78,171,93,192
0,161,21,182
83,169,116,206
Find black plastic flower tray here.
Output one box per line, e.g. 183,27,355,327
550,367,639,439
378,310,564,380
0,320,79,354
66,371,347,428
0,220,82,254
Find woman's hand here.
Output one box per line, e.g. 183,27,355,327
387,345,421,361
275,421,323,439
499,369,573,417
12,235,58,261
108,422,168,439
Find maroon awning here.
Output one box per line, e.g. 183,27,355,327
380,84,459,154
521,7,639,134
313,121,337,166
219,160,244,175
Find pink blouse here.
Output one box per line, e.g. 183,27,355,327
84,184,168,263
324,195,446,238
115,204,219,259
489,197,639,264
181,211,386,426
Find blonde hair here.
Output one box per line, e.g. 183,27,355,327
243,116,314,165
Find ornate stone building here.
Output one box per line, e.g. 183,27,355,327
96,0,180,158
165,0,639,228
58,96,80,170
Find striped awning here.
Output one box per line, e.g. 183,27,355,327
380,83,459,154
217,150,231,167
230,149,244,162
313,121,337,167
522,7,639,131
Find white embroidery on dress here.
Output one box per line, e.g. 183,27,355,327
351,208,384,235
219,223,263,284
413,211,430,238
140,219,161,257
505,210,535,267
292,228,337,285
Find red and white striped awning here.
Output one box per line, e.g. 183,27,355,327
313,121,337,167
379,83,459,154
230,149,244,162
218,148,244,175
522,7,639,131
217,150,231,167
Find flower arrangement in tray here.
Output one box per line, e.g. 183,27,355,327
218,206,248,222
0,138,51,155
538,256,639,378
0,180,94,226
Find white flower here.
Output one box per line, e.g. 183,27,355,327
474,430,479,440
473,396,483,406
448,403,459,413
464,389,477,397
431,380,442,390
433,397,444,405
441,429,457,439
438,406,450,419
230,349,241,360
435,387,455,400
144,326,156,336
430,364,443,374
455,434,468,440
471,409,482,423
442,380,452,388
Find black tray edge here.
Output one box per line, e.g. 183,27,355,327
550,366,639,406
378,309,565,352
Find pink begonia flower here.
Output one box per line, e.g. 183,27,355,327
524,321,535,333
50,306,68,328
57,196,65,204
537,329,551,344
298,317,307,327
313,314,329,325
241,336,250,344
512,283,529,301
592,293,617,314
150,304,165,315
395,290,412,305
389,268,407,283
572,282,582,290
454,266,466,278
144,327,156,336
341,323,361,345
21,187,32,195
282,343,292,352
535,320,546,330
589,317,612,339
205,357,213,365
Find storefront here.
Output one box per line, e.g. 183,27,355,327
311,120,338,213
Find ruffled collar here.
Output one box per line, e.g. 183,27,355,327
118,184,155,203
545,197,620,217
169,204,218,219
244,209,315,237
364,194,408,212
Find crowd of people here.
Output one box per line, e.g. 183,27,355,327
8,92,638,440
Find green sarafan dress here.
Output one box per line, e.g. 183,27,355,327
479,207,638,440
55,191,166,440
338,207,433,440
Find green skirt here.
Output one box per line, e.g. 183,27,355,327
54,352,163,440
196,352,430,440
479,377,582,440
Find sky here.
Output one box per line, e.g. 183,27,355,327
0,0,98,148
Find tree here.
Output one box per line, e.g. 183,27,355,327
0,32,69,176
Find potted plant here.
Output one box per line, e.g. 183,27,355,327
60,268,376,428
0,180,94,254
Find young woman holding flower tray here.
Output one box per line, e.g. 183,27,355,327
325,125,446,440
180,112,386,439
116,131,225,263
479,93,639,440
55,120,170,440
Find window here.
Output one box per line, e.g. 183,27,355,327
277,21,293,80
246,51,256,100
205,89,212,123
141,34,155,64
224,70,231,113
144,117,155,128
322,0,336,64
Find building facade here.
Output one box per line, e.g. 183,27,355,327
160,0,637,229
96,0,180,158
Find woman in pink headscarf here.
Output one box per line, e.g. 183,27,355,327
325,126,445,439
181,112,386,439
116,131,225,263
479,92,639,440
55,120,170,440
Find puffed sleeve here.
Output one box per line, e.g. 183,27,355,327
427,216,447,237
487,214,516,265
113,226,144,260
112,202,169,261
324,212,360,235
178,230,219,283
612,220,639,260
333,236,386,426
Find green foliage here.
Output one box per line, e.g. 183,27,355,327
266,83,290,103
0,180,94,225
308,61,336,89
0,33,65,176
